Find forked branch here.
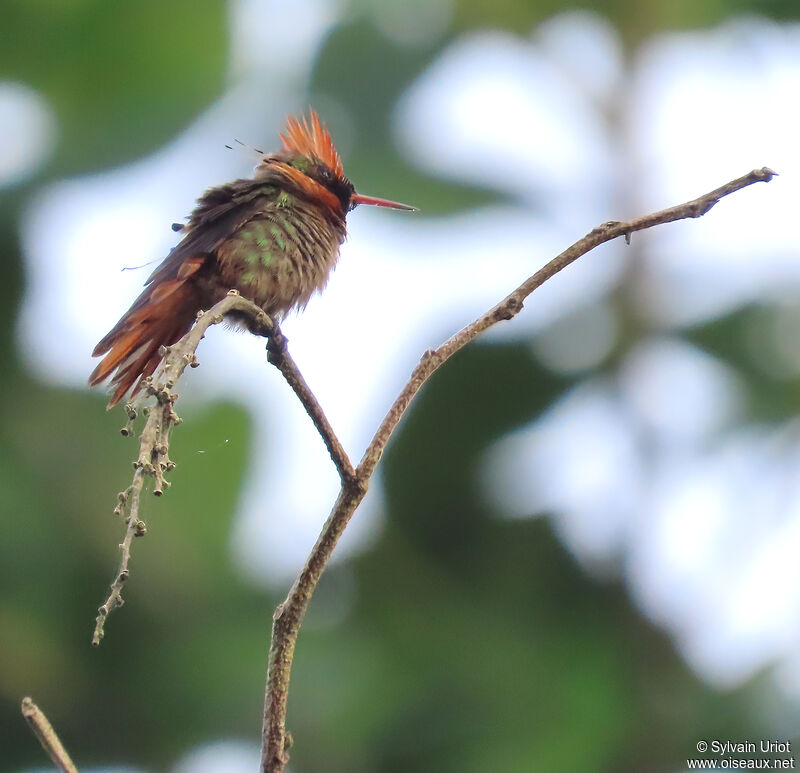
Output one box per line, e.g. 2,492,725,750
260,167,776,771
86,167,775,770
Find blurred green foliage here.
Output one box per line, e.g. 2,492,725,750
0,0,228,175
2,1,798,771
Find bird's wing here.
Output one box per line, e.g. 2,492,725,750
89,180,277,406
144,179,275,286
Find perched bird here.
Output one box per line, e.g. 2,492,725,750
89,110,414,407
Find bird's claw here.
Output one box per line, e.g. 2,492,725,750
267,330,288,365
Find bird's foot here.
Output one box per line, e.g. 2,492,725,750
267,328,288,366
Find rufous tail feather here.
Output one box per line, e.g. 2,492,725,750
89,278,203,409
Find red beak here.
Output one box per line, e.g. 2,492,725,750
351,193,417,211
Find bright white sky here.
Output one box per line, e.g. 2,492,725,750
8,5,800,770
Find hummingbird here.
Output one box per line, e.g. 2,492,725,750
89,110,415,408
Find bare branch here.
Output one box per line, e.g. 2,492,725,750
93,291,354,644
94,294,260,644
21,697,80,773
91,167,775,767
265,326,356,483
260,167,777,771
359,166,777,477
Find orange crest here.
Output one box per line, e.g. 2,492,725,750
279,109,344,178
